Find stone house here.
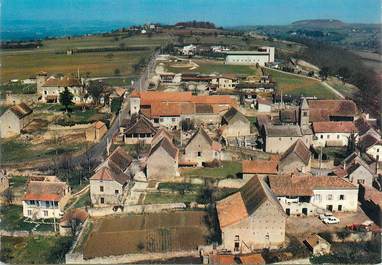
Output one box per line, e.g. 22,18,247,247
333,152,375,187
242,159,278,181
146,133,179,181
263,125,304,153
278,139,311,174
40,76,84,104
221,107,251,138
256,97,272,113
0,103,33,138
304,234,331,256
312,121,357,147
85,121,107,142
182,128,222,167
123,115,157,144
22,176,71,219
358,134,382,162
216,176,286,253
90,147,133,206
268,174,358,216
212,74,239,91
0,169,9,194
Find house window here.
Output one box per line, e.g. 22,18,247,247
171,118,176,122
327,135,330,139
339,194,345,200
27,210,32,216
327,194,333,200
265,233,270,240
30,200,35,205
160,118,164,122
337,135,340,139
315,194,321,202
320,135,323,139
338,205,343,211
234,235,240,251
154,118,159,123
357,179,365,185
198,152,202,157
115,190,119,195
303,111,308,117
100,186,104,192
43,210,48,217
100,197,105,204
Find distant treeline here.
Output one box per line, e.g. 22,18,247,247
292,38,381,117
175,21,217,29
55,46,150,54
1,40,42,49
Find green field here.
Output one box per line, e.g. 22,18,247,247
0,138,82,163
0,83,37,95
0,236,73,264
1,34,171,81
264,68,338,99
181,161,242,178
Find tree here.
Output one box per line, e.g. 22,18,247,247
338,66,351,84
3,189,13,205
59,87,74,112
88,81,105,105
319,66,330,80
114,68,121,76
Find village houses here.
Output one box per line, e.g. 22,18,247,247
146,129,179,180
220,107,252,138
242,159,278,181
304,234,331,256
123,114,158,144
268,174,358,216
22,176,71,219
0,102,33,138
333,152,376,187
278,139,311,174
90,147,133,207
216,176,286,253
181,128,222,167
312,121,357,147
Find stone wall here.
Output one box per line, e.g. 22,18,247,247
88,203,187,217
66,250,199,264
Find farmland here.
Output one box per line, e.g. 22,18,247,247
263,68,339,99
82,211,210,259
1,33,172,81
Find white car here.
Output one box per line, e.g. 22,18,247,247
322,216,340,224
319,212,333,220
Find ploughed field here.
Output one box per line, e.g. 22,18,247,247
83,211,210,259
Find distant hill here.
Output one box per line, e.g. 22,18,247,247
291,19,346,28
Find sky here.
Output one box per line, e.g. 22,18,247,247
2,0,381,26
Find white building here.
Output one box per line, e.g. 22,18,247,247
312,121,357,147
268,174,358,216
0,103,33,138
225,47,275,66
22,177,71,219
181,44,197,56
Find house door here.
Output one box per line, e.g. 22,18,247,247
286,208,290,216
338,205,342,211
302,208,308,215
326,205,333,211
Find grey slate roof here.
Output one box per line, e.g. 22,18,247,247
265,125,302,137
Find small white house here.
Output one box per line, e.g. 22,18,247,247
181,44,197,56
0,103,33,138
312,121,357,147
256,97,272,112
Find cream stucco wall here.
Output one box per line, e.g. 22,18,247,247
90,179,125,206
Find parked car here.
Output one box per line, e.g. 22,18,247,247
319,212,333,220
322,216,340,224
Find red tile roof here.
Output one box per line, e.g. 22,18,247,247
23,180,68,202
23,193,62,201
308,100,357,122
239,254,266,265
268,174,357,197
242,160,278,174
312,121,356,133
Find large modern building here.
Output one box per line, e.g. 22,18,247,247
225,47,275,66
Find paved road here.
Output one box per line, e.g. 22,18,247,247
73,50,159,165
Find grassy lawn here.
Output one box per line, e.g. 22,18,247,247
0,83,36,95
144,185,238,205
55,108,111,126
0,138,83,163
326,77,359,98
72,191,91,209
0,236,73,264
144,192,199,204
263,68,338,99
181,161,242,178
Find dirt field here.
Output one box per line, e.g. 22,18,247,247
83,211,210,259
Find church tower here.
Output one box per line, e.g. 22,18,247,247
299,97,310,128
